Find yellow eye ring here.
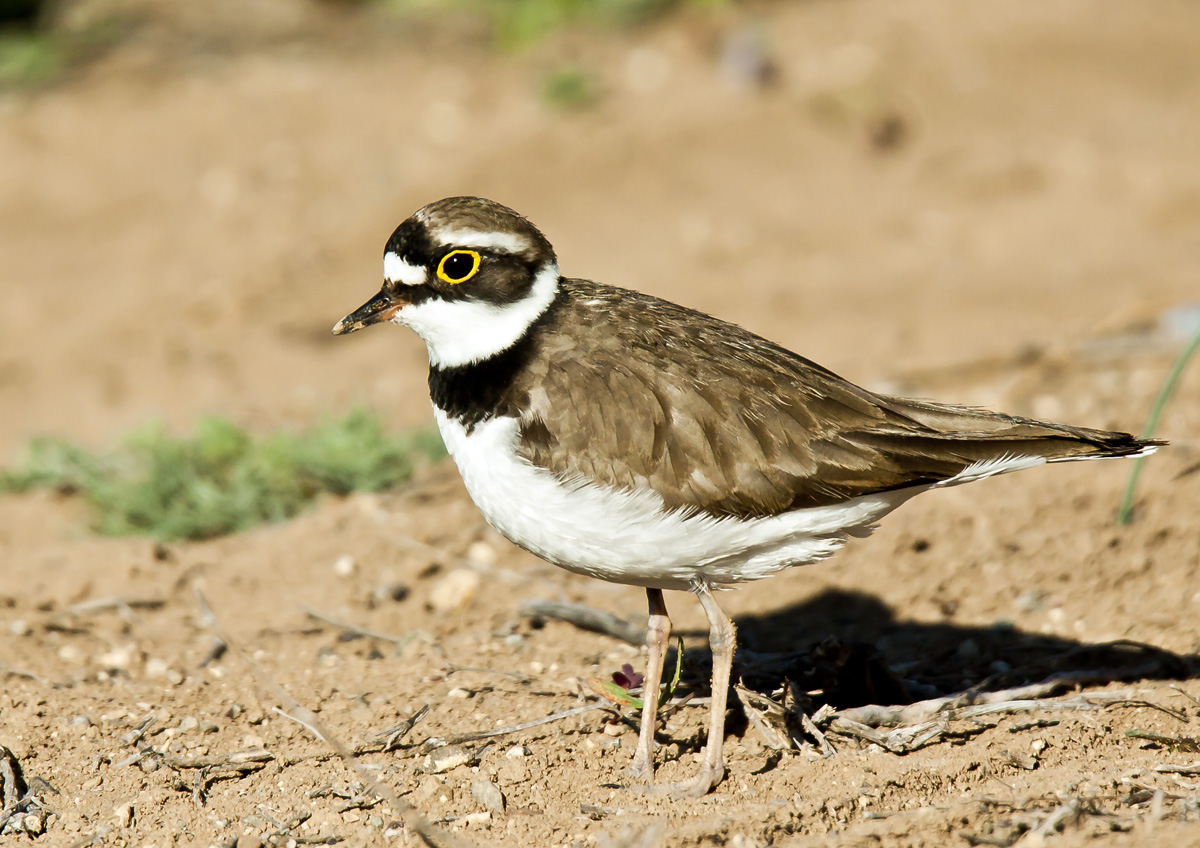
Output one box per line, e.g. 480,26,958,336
436,249,481,284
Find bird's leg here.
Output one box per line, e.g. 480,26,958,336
645,581,734,798
629,588,671,783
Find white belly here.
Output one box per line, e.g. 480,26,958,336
433,410,917,591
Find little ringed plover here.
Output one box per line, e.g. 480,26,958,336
334,196,1162,798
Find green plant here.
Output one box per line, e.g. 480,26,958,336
1117,321,1200,524
0,29,62,86
0,409,445,541
380,0,725,49
588,637,685,710
542,65,596,108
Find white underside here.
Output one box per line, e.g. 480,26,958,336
435,412,1059,591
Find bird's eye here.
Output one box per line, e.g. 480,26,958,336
436,250,481,284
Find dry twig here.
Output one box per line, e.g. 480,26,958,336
421,703,610,751
520,600,645,647
1154,763,1200,775
302,607,418,647
67,596,165,615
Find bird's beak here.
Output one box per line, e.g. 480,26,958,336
332,288,406,336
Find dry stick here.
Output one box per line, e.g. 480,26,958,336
421,704,610,750
1,748,20,810
0,792,37,834
1103,699,1190,723
827,671,1146,729
68,595,164,615
161,750,274,769
828,694,1122,754
359,704,433,754
798,711,836,757
1154,763,1200,775
302,607,420,646
194,589,484,848
1169,684,1200,709
519,600,646,647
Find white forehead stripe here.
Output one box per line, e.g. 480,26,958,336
431,228,530,255
383,252,427,287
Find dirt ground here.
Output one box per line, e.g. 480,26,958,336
3,1,1200,845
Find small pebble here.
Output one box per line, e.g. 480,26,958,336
145,658,170,678
421,745,470,774
504,745,527,759
471,779,505,813
179,716,199,732
428,569,481,613
23,813,44,835
466,541,497,568
447,687,471,699
462,811,491,826
199,720,220,734
113,802,134,828
237,833,264,848
8,619,30,637
96,646,135,670
165,668,184,685
333,554,357,578
58,645,85,664
82,776,103,791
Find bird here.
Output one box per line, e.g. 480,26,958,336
333,196,1162,797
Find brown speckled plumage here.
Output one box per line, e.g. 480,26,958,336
429,277,1152,520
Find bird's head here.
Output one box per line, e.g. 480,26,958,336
333,196,560,368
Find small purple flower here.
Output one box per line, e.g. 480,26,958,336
611,663,644,691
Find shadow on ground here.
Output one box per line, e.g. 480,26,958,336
674,589,1198,711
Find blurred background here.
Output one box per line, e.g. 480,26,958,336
1,0,1198,456
2,5,1199,843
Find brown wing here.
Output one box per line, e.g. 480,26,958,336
514,280,1155,519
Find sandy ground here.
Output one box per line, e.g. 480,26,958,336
2,1,1200,845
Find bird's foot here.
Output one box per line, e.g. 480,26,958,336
627,763,724,799
626,752,653,783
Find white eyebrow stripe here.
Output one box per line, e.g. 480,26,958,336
383,252,427,287
431,228,530,255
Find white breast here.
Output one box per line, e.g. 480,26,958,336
433,411,921,591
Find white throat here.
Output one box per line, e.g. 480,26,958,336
393,263,560,368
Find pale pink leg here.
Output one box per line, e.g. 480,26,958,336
644,582,733,798
629,588,671,783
